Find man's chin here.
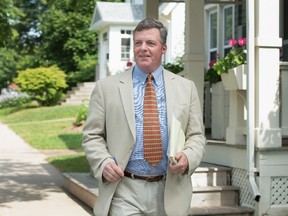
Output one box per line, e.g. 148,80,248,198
138,63,152,72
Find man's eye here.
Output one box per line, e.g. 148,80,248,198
147,41,156,46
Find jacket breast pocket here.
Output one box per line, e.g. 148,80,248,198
173,102,189,131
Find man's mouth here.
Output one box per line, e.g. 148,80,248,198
139,54,150,58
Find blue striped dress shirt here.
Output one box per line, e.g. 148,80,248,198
125,65,168,175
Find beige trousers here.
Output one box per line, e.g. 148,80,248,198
109,176,166,216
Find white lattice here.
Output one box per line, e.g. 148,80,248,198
271,177,288,205
232,168,256,208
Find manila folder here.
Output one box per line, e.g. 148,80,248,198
167,114,185,164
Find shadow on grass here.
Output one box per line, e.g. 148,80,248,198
0,105,37,116
48,154,90,173
58,133,83,149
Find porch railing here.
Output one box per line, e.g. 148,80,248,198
204,62,288,146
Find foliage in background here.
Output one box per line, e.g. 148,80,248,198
66,54,97,88
213,38,247,76
73,99,88,126
205,60,221,84
0,90,31,108
0,48,20,90
14,66,67,106
163,57,184,74
0,0,23,47
37,0,97,88
0,0,99,92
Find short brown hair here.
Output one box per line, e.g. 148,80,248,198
133,18,168,45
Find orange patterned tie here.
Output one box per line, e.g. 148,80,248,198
143,73,162,166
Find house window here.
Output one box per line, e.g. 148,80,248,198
121,30,132,61
103,32,108,41
223,5,234,56
208,10,218,62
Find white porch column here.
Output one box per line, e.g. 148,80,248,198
254,0,282,148
183,0,205,112
143,0,159,19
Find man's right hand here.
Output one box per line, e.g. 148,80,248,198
103,162,124,183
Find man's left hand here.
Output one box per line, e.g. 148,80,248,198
169,152,189,175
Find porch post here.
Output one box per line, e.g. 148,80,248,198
143,0,159,19
254,0,282,148
182,0,205,112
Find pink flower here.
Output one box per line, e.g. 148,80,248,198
209,60,216,68
228,38,237,46
238,38,246,46
126,61,133,67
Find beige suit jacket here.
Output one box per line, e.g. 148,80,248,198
82,68,206,216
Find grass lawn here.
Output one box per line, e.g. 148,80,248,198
9,120,82,149
48,152,90,173
0,104,90,173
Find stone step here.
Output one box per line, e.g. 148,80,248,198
62,82,95,105
189,206,254,216
63,173,254,216
193,163,231,187
63,173,98,208
192,186,239,207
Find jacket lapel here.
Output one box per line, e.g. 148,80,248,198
118,69,176,142
118,69,136,142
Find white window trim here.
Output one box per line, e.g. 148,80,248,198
222,5,235,56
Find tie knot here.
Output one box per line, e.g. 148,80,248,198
147,73,153,82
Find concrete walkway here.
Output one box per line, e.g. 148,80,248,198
0,123,92,216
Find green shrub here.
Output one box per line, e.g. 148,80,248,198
73,100,88,126
163,57,184,74
66,55,96,89
205,67,221,84
14,66,68,106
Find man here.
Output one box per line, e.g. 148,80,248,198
83,18,206,216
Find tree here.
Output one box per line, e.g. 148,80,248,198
0,0,23,47
0,0,45,90
37,0,98,88
0,0,124,92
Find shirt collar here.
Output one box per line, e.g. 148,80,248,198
133,65,163,86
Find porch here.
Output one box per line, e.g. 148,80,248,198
203,62,288,148
201,62,288,215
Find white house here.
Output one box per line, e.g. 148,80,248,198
90,0,185,80
86,0,288,215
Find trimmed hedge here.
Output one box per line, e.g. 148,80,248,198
14,66,67,106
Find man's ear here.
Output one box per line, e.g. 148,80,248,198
162,44,167,54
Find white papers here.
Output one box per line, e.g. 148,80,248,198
167,114,185,164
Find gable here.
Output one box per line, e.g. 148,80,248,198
90,2,143,31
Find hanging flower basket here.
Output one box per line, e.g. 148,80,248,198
221,64,247,90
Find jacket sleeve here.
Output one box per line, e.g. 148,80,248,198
182,81,206,175
82,81,114,182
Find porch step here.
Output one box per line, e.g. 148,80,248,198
193,163,231,187
189,206,254,216
192,186,239,207
62,163,254,216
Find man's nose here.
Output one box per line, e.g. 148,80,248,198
140,42,148,50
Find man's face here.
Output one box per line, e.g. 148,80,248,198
133,28,167,73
